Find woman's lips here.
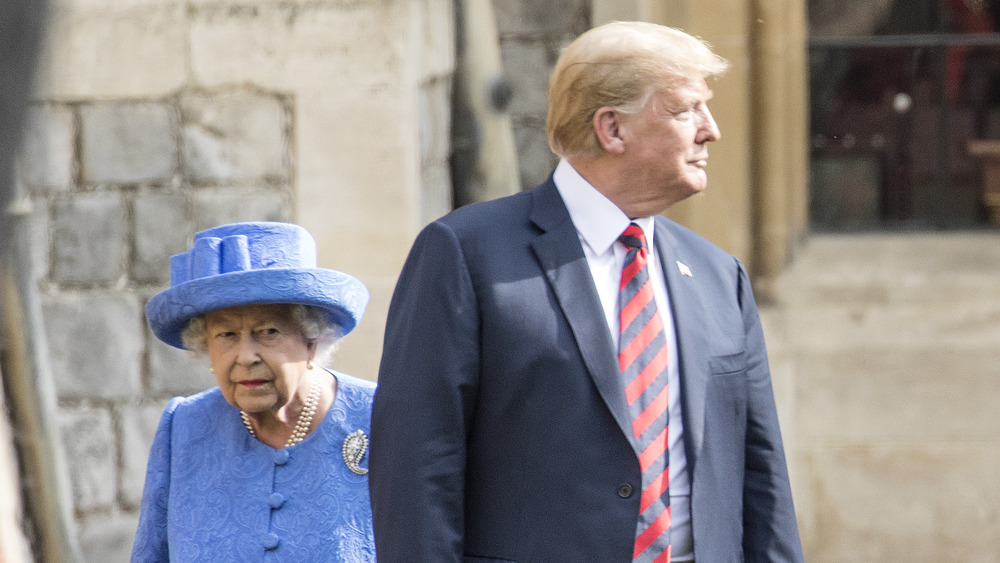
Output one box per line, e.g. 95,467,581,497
239,379,270,388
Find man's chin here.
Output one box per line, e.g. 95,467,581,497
681,176,708,196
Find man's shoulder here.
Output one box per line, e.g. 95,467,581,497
654,215,744,283
438,185,538,229
422,180,558,246
655,216,731,258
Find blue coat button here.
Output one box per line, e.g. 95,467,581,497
269,492,285,509
272,449,290,465
262,532,280,550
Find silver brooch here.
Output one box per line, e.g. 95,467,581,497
342,429,369,475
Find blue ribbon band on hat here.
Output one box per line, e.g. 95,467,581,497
171,235,255,285
170,227,319,286
146,221,368,349
221,235,251,274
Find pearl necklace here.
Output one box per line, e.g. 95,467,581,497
241,379,322,448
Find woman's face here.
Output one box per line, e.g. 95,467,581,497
205,304,316,414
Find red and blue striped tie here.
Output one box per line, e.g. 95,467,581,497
618,223,671,563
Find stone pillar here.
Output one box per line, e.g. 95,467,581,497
494,0,590,190
749,0,809,290
451,0,520,207
0,381,33,563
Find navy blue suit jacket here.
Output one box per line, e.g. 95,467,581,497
370,178,804,562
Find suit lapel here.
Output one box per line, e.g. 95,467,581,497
654,218,708,471
528,182,634,442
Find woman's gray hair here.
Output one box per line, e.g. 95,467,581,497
181,304,343,367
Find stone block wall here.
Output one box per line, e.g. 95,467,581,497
493,0,591,189
19,91,295,561
768,234,1000,561
11,0,454,559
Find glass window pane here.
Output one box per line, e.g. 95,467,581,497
808,0,1000,230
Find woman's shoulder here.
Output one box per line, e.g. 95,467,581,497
333,371,376,392
166,386,226,413
329,370,375,416
160,387,231,437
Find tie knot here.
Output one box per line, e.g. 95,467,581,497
619,223,646,250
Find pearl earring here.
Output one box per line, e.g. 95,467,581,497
307,360,314,370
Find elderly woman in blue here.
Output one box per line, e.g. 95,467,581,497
132,221,376,562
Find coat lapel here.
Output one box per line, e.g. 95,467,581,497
654,218,708,471
527,182,634,442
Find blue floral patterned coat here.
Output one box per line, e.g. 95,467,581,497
131,370,376,562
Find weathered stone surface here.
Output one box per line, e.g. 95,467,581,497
18,104,74,191
78,512,140,563
420,0,456,80
188,3,406,92
80,101,177,184
192,189,289,231
133,193,190,282
767,233,1000,562
798,444,1000,562
775,233,1000,307
59,407,116,512
44,292,143,400
419,73,454,222
146,325,215,397
30,197,50,280
420,76,452,168
180,92,286,183
493,0,589,37
499,41,551,117
795,348,1000,444
421,162,452,226
513,122,556,189
119,402,170,508
294,91,418,282
51,192,128,284
36,2,186,100
782,300,1000,352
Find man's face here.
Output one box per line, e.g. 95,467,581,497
620,77,720,212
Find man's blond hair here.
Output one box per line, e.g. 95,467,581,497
546,21,729,159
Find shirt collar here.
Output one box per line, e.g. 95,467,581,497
553,159,657,254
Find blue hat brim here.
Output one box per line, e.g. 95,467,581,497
145,268,369,349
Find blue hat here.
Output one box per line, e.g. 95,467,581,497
145,221,369,349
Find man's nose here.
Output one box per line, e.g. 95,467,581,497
699,106,721,143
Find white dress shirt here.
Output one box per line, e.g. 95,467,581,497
553,159,693,560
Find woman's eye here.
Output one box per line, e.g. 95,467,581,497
257,327,281,339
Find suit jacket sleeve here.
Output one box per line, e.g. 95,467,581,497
131,397,182,563
370,221,479,562
737,262,805,562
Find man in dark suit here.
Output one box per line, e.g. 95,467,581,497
370,21,804,563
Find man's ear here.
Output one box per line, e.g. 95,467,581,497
593,106,626,154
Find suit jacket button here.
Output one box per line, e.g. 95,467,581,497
617,483,633,498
